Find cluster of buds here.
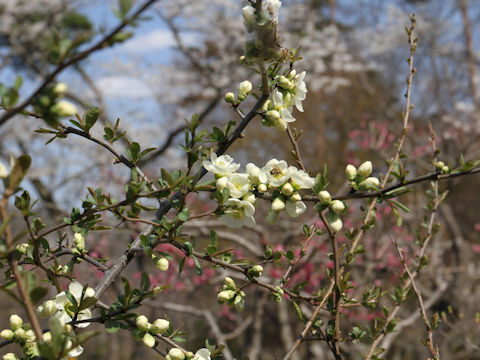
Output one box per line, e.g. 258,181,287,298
16,242,33,256
135,315,170,348
71,232,85,254
33,82,77,128
272,286,285,302
317,190,346,232
203,154,315,228
346,161,380,191
225,80,253,105
217,277,245,312
0,315,39,358
435,161,450,174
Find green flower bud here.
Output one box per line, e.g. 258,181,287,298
224,92,236,104
358,177,380,191
238,80,253,101
318,190,331,204
0,329,14,341
248,265,263,277
153,257,169,272
51,100,77,117
151,319,170,335
186,352,194,359
168,348,186,360
357,161,372,179
277,75,294,90
143,333,155,348
265,110,281,124
25,329,36,343
224,277,236,288
233,295,244,312
330,200,345,214
53,82,68,95
442,165,449,173
9,315,23,331
136,315,151,331
217,290,235,303
327,212,343,232
345,164,357,181
14,328,26,341
435,161,444,170
16,243,32,255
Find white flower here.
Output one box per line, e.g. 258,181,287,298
0,162,7,178
193,348,211,360
285,199,306,217
289,71,307,112
226,173,250,199
65,339,83,358
220,199,256,228
51,281,94,328
357,161,372,179
262,159,290,187
289,167,315,189
271,90,296,127
52,100,77,117
203,153,240,177
3,353,19,360
246,163,267,185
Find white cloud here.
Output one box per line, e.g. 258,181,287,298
95,76,152,98
119,29,197,53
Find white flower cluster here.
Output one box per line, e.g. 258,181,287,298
261,70,307,131
203,153,314,228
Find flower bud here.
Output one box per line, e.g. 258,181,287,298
52,100,77,117
345,164,357,181
224,92,236,104
53,82,67,95
281,183,294,196
275,286,284,296
224,277,236,288
257,183,268,193
271,197,286,212
38,300,57,317
238,80,252,101
9,315,23,330
239,55,247,64
151,319,170,335
73,232,85,252
217,290,235,303
288,69,297,79
216,176,228,192
318,190,331,204
435,161,444,170
168,348,186,360
42,331,52,343
233,295,244,312
265,110,280,123
63,324,73,334
136,315,151,331
14,328,26,341
0,329,14,341
330,200,345,214
277,75,293,90
25,329,36,342
84,287,96,299
143,333,155,348
274,117,287,132
153,257,169,272
442,165,449,173
0,162,7,178
249,265,263,277
357,161,372,179
358,177,380,191
16,243,32,255
290,192,302,202
3,353,19,360
327,212,343,232
242,192,256,204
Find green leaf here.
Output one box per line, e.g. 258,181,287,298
105,320,121,334
30,286,48,305
140,272,150,292
127,142,141,162
193,257,202,276
177,208,190,222
83,107,99,132
79,296,97,311
292,300,303,320
178,257,186,275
